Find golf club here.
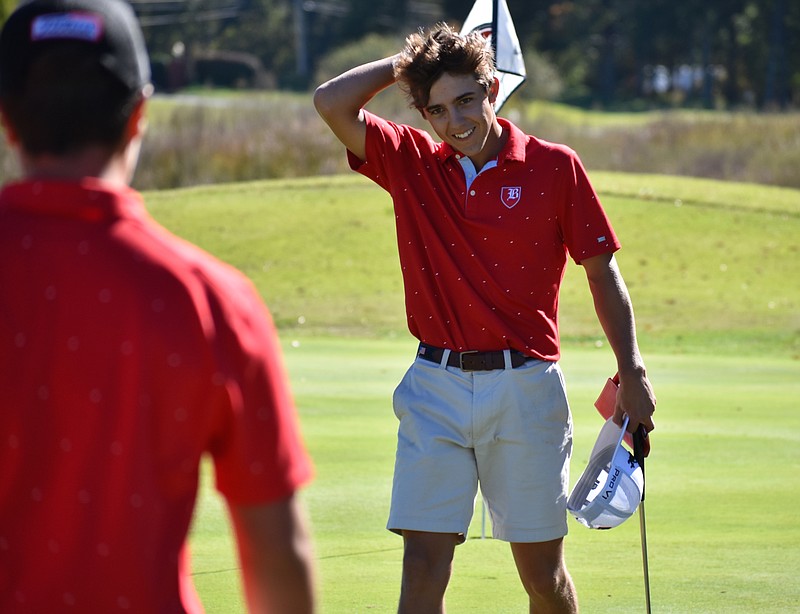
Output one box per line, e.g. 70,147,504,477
633,426,652,614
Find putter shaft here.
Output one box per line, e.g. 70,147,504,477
639,501,651,613
634,425,652,614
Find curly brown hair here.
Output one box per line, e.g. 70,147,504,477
393,23,495,109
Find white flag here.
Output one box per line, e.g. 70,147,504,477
460,0,527,112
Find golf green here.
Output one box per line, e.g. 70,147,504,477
189,336,800,613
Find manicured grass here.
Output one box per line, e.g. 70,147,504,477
144,172,800,358
141,172,800,611
189,337,800,613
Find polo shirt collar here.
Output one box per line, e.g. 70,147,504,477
435,117,527,166
0,178,144,223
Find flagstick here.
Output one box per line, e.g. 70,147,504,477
460,0,527,113
491,0,499,60
481,497,487,539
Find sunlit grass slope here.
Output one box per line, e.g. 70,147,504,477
142,172,800,612
144,172,800,358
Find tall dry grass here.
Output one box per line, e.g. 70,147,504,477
519,106,800,189
0,91,797,191
135,93,349,189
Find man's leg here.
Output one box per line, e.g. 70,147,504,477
398,530,460,614
510,538,578,614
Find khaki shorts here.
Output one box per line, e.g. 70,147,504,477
388,351,572,543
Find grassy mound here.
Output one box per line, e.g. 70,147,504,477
147,173,799,611
145,171,800,358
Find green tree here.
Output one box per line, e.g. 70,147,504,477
125,0,799,108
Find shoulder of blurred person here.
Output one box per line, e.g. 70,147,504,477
0,1,316,612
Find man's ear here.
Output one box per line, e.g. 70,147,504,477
0,105,20,147
124,96,149,144
488,77,500,105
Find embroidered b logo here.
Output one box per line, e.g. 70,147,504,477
501,186,522,209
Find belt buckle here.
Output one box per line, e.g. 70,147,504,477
459,350,479,371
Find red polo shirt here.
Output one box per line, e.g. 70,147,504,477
0,179,312,613
349,112,620,361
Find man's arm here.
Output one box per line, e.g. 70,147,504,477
582,252,656,434
312,55,399,161
229,494,316,614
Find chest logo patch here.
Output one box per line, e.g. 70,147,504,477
501,186,522,209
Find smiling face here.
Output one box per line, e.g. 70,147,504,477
421,72,503,171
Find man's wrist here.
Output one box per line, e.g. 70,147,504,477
617,360,647,380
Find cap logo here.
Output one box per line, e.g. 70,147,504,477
31,13,104,43
602,467,620,500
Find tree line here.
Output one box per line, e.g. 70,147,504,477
0,0,796,110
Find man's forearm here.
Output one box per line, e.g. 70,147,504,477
588,260,645,377
314,55,399,121
313,54,399,161
231,496,316,613
583,253,656,431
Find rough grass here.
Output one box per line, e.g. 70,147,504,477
1,93,797,190
516,103,800,189
136,93,800,190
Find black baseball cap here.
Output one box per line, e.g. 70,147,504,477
0,0,151,97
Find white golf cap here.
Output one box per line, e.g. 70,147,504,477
567,416,643,530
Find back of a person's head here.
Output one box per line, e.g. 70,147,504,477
2,47,140,156
0,0,151,156
394,23,495,110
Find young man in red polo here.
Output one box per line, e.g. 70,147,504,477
315,23,656,612
0,1,315,611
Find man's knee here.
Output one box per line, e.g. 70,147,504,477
519,563,570,599
401,531,458,582
398,532,459,613
511,539,577,609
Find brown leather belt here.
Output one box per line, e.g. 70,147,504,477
417,343,533,371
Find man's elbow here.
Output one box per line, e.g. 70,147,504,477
312,82,336,120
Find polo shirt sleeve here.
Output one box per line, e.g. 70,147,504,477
205,271,313,505
347,111,428,191
557,146,621,264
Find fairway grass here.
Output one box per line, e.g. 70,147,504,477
141,172,800,611
189,337,800,613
